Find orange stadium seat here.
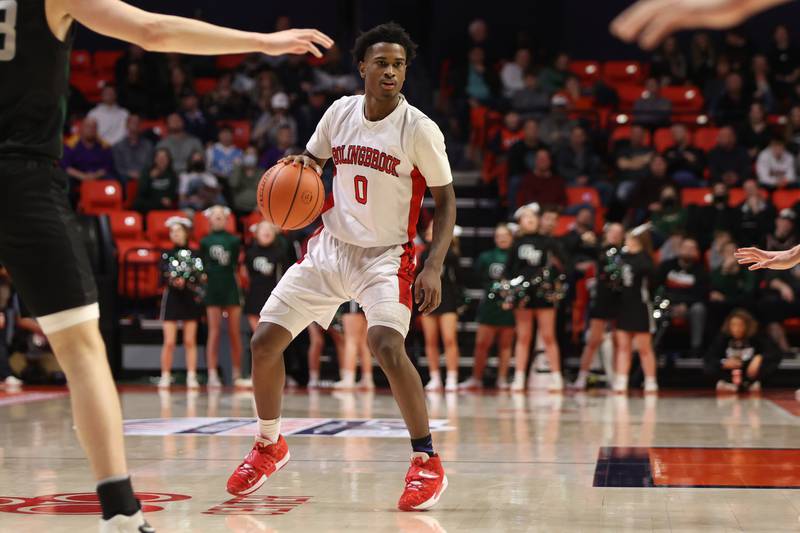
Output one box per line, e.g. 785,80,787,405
653,127,683,153
193,209,237,241
218,120,252,149
70,50,92,73
609,125,652,147
241,211,266,244
772,190,800,210
146,210,188,249
71,72,111,102
569,60,601,85
79,180,123,214
93,50,124,77
566,187,601,209
117,241,161,298
194,77,218,96
603,60,644,85
693,127,720,152
139,119,168,138
615,84,646,112
108,211,144,241
216,54,248,71
554,215,576,237
681,187,712,206
660,86,704,113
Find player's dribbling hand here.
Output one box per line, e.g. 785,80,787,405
261,29,335,58
415,266,442,315
279,155,323,176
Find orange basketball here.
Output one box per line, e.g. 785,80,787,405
256,162,324,230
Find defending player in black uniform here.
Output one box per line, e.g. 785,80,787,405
504,205,566,392
572,223,625,390
0,1,331,530
613,227,659,394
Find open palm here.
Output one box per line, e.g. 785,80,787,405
735,247,796,270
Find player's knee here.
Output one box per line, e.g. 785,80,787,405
250,326,285,365
541,331,556,344
163,339,176,351
369,333,405,371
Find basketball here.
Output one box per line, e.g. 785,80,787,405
256,162,324,230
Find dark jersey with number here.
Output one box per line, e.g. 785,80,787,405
0,0,74,160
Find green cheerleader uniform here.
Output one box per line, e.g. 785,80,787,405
475,248,515,327
201,230,242,306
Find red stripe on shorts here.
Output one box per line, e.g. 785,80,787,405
397,242,417,310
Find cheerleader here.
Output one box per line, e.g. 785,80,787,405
505,204,565,392
572,223,625,390
158,217,206,389
200,205,242,387
420,223,466,392
333,301,373,389
613,226,659,393
460,223,516,390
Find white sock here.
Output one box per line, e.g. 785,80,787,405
428,371,441,383
187,371,196,379
309,370,320,381
208,368,219,378
160,371,171,379
645,377,658,387
578,370,589,381
340,370,355,383
360,372,373,381
232,367,241,381
446,371,458,383
258,417,281,443
551,371,562,380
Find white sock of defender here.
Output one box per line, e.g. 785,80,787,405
258,417,281,443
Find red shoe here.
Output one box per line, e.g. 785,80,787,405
227,435,290,496
397,454,448,511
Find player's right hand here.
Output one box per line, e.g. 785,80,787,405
261,29,334,58
735,246,799,271
279,155,323,176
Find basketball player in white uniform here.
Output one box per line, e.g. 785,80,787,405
227,23,457,511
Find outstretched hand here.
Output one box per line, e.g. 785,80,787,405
262,28,334,58
735,247,798,271
414,265,442,315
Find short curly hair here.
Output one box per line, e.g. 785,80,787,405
351,22,418,64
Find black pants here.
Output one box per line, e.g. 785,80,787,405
0,158,97,317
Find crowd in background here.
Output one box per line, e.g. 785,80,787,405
6,17,800,393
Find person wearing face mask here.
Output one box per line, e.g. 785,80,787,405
688,182,737,250
649,185,687,244
229,146,266,217
179,150,226,212
655,237,710,355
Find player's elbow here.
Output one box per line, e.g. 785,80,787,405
138,19,170,52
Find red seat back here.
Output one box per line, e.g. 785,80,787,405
773,190,800,210
193,209,237,241
79,180,123,214
194,77,218,96
108,211,144,241
145,210,187,248
93,50,123,77
603,61,644,85
569,61,601,85
693,127,721,152
554,215,576,237
70,50,92,73
566,187,601,209
117,240,161,298
218,120,251,149
215,54,248,71
615,84,646,112
681,187,712,206
660,86,704,113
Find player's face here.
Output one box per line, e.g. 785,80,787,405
361,43,407,100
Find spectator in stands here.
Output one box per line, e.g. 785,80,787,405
205,73,248,121
708,126,752,186
633,77,672,127
253,92,299,150
705,309,780,392
759,259,800,353
704,57,732,108
247,70,279,110
739,102,772,159
712,72,751,125
765,209,798,250
651,36,688,85
489,111,525,156
297,90,328,145
784,106,800,152
555,125,602,187
229,146,264,216
650,185,687,243
261,125,300,169
664,123,705,186
539,94,576,147
735,178,776,246
749,54,776,112
62,118,115,204
708,241,757,335
515,149,567,211
690,32,717,87
501,48,532,97
769,24,800,100
117,62,150,118
157,113,203,175
615,125,655,204
561,207,598,266
631,155,673,225
688,183,737,250
539,52,570,94
459,18,499,66
456,46,501,106
723,30,755,73
112,114,154,185
756,136,796,189
655,237,709,354
133,148,178,213
709,231,734,270
507,119,547,214
313,44,360,97
511,71,551,119
179,90,216,144
161,65,193,117
88,85,130,146
206,126,243,180
179,150,225,212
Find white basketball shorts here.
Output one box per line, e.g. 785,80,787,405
260,228,415,338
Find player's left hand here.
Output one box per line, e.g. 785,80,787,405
735,247,796,270
415,266,442,315
261,29,334,58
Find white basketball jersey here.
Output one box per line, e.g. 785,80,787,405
306,94,453,248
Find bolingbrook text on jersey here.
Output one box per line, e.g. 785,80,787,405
331,145,401,176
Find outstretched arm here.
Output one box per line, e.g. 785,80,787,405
735,245,800,271
415,184,457,315
55,0,333,57
610,0,790,50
